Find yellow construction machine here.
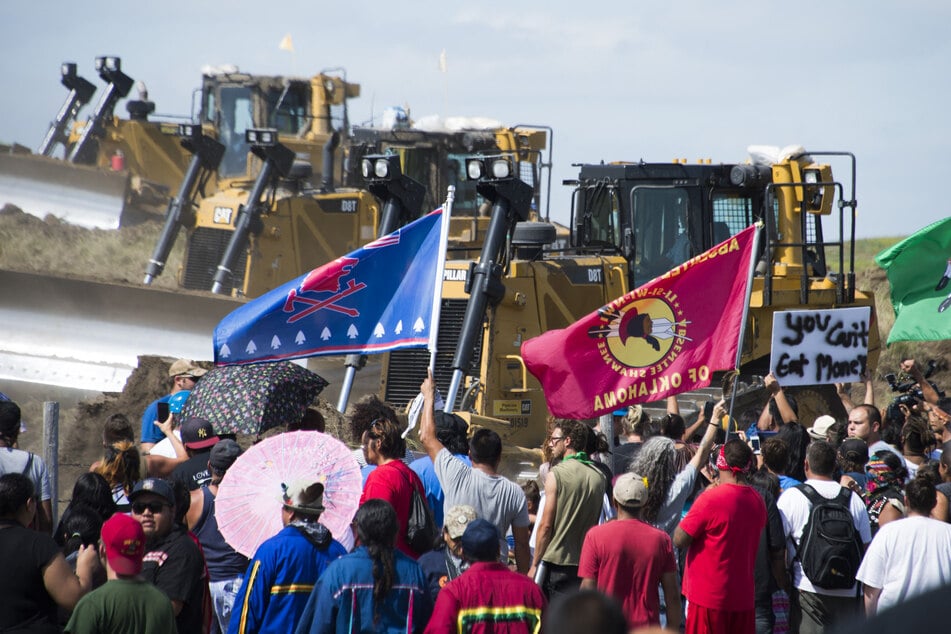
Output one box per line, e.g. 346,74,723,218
381,147,880,460
161,117,552,298
0,58,362,230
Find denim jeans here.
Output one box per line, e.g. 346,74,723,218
210,576,244,634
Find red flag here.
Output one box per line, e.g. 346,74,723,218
522,225,758,419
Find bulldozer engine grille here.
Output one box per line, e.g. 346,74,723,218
384,299,481,410
182,227,247,293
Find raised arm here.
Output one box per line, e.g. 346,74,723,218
688,404,721,471
902,359,940,405
418,370,445,462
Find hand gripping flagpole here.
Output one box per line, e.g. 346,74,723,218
725,222,763,440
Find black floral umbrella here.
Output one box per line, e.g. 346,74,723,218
180,361,328,435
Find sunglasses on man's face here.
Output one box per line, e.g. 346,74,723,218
132,501,170,515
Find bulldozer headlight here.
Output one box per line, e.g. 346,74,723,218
466,159,485,181
95,56,121,73
246,128,277,146
178,123,199,139
466,157,513,180
803,168,823,210
490,158,512,179
361,154,401,181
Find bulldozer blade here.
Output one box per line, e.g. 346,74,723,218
0,269,242,392
0,152,130,230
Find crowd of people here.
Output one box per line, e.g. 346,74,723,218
2,357,951,633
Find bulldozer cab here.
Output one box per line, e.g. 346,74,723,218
347,125,549,221
569,159,836,292
567,150,872,372
198,70,357,179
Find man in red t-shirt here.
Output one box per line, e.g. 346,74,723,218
579,472,681,630
674,438,766,634
359,417,428,559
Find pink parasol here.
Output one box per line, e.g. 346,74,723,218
214,431,362,557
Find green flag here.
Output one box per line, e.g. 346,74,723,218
875,217,951,343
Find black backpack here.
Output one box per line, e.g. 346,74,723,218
794,483,863,590
399,470,437,554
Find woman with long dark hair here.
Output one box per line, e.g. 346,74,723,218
0,473,98,632
54,473,116,548
296,499,432,633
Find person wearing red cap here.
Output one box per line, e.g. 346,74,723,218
65,513,176,633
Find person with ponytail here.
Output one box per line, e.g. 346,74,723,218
296,499,431,633
95,440,142,513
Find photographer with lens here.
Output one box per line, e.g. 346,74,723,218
884,360,943,428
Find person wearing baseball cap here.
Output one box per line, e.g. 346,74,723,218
140,359,207,454
171,417,220,491
417,504,478,601
427,518,547,632
130,478,208,633
578,473,681,630
809,415,837,442
185,439,249,634
65,513,176,633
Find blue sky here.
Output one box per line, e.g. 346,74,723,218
1,1,947,238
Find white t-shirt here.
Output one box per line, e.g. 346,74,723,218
856,515,951,612
149,430,182,459
777,478,872,597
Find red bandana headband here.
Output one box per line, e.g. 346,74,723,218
716,445,753,475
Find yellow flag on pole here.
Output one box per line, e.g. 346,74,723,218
438,49,447,73
279,34,294,52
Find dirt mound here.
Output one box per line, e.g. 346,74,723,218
56,356,174,503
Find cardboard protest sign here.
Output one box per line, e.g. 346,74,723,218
770,307,871,386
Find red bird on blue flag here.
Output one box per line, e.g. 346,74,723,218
214,208,445,365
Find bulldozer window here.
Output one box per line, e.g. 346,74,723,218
711,194,755,240
447,153,483,216
574,185,620,248
218,87,254,177
265,85,308,134
631,187,692,282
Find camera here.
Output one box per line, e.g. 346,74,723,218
750,436,761,454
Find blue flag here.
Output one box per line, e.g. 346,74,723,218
214,208,445,365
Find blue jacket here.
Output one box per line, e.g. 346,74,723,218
295,546,432,634
229,525,346,634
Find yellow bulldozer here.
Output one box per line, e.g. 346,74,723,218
157,109,551,298
380,147,880,465
0,56,552,395
0,57,364,230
